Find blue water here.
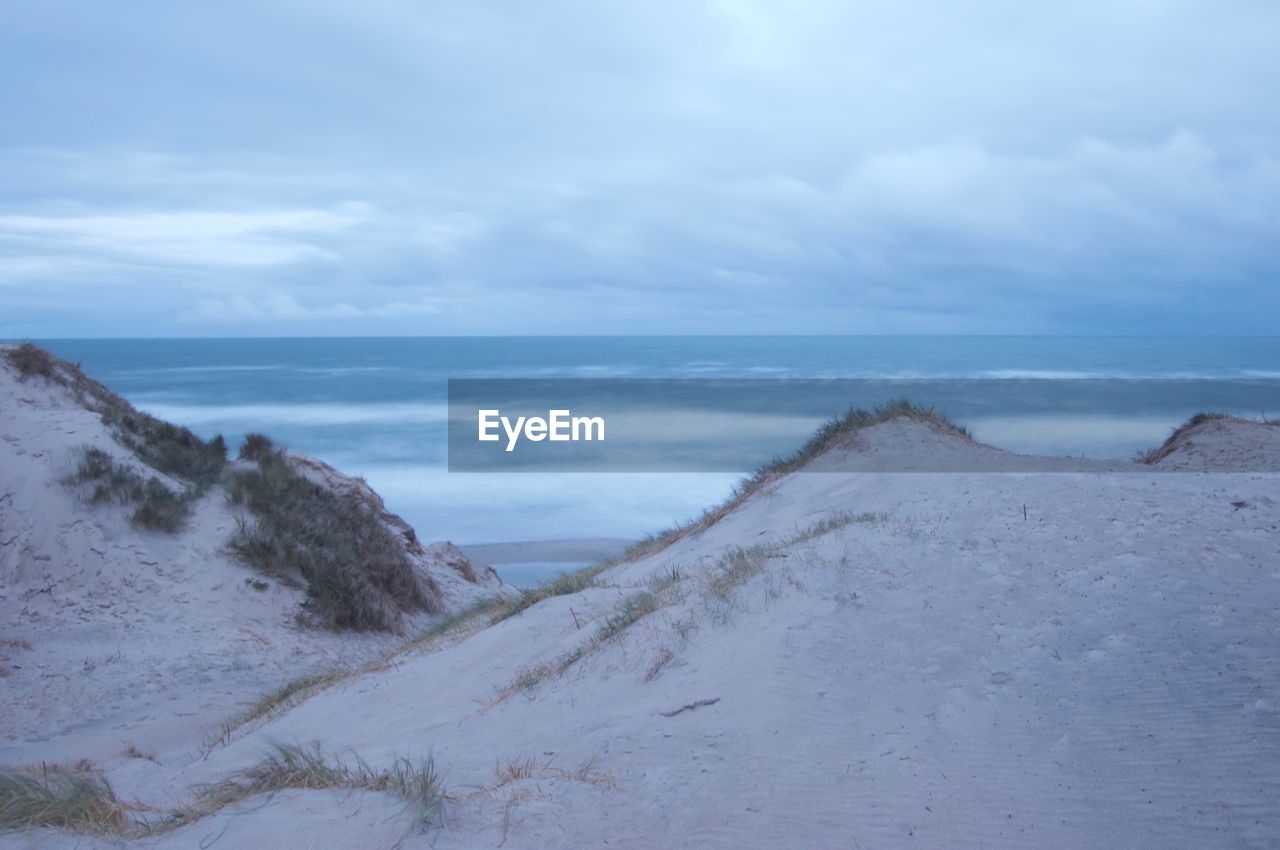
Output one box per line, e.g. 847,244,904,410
31,337,1280,542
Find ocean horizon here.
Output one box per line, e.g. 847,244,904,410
29,335,1280,544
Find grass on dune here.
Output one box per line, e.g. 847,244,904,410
3,342,229,490
225,434,442,632
1,745,449,838
704,511,883,603
16,340,229,534
163,744,448,835
0,763,138,836
1138,411,1279,464
489,565,609,625
204,598,503,755
614,400,959,563
487,401,944,627
3,343,57,381
492,511,883,704
62,446,194,533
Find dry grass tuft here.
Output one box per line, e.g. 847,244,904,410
0,763,140,835
119,744,157,764
644,647,674,682
163,744,448,834
494,756,538,787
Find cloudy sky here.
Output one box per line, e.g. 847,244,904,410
2,0,1278,337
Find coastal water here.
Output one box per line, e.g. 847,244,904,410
34,337,1280,544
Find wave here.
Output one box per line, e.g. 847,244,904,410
136,401,449,427
118,364,286,375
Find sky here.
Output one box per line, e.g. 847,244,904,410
2,0,1278,337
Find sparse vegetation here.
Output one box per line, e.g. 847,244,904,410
1138,412,1278,464
0,763,135,835
494,755,538,786
492,403,941,625
225,436,441,632
202,669,350,755
119,744,157,764
4,745,450,838
98,402,226,489
488,755,611,791
706,512,881,604
492,585,673,704
616,400,959,563
3,343,56,381
6,343,228,495
490,564,608,625
490,512,881,705
205,599,504,755
62,446,193,532
169,744,447,834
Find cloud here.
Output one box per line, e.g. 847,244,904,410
0,207,363,268
191,292,442,322
1,1,1279,334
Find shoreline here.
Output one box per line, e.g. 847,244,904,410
460,537,634,566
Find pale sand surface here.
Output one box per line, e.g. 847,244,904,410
3,350,1279,848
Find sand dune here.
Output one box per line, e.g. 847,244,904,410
3,349,1278,848
0,346,509,769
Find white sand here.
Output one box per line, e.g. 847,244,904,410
3,358,1279,848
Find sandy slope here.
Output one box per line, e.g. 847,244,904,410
0,352,508,769
4,373,1279,848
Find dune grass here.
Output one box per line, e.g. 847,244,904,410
168,744,447,834
4,744,449,838
489,565,609,625
15,342,228,532
2,745,449,838
705,511,882,603
0,764,136,836
62,446,194,532
1138,411,1279,464
490,511,880,704
226,435,441,632
2,342,57,381
614,400,960,563
5,343,227,488
202,669,352,755
488,402,945,626
492,586,668,704
204,599,503,755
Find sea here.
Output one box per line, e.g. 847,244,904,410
33,336,1280,550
